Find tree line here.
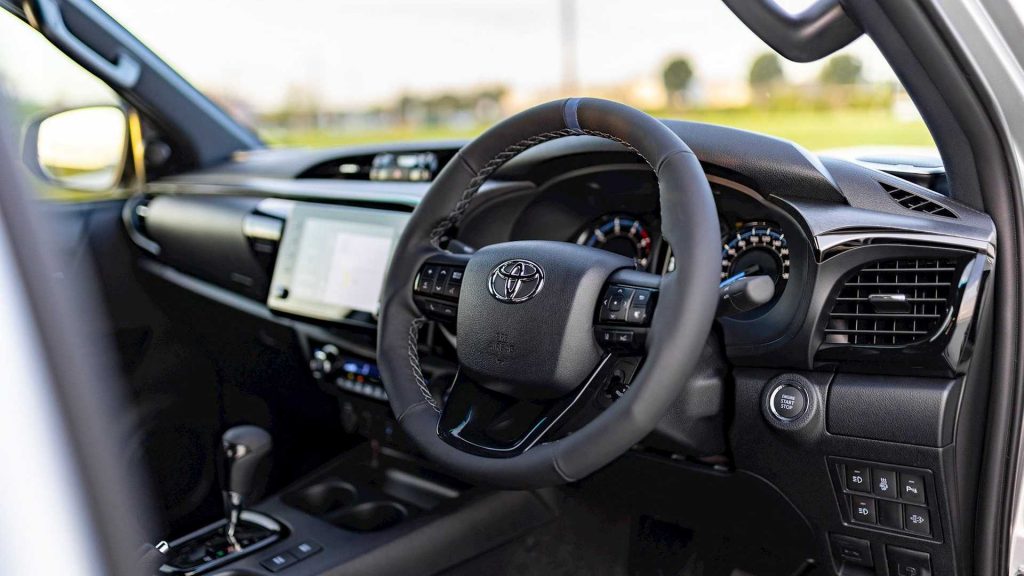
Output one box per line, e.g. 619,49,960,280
663,52,874,110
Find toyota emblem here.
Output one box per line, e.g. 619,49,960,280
488,259,544,303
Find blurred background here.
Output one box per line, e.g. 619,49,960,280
0,0,934,153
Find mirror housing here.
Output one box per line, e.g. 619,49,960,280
722,0,862,63
23,105,128,193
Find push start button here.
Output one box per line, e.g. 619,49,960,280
770,384,807,421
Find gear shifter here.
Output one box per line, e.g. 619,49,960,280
220,425,272,551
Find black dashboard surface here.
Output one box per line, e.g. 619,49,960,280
137,118,994,377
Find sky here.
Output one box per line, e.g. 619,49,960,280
74,0,898,112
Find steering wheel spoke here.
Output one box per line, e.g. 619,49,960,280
438,354,623,458
594,268,661,353
412,252,472,324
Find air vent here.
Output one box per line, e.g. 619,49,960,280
825,258,958,346
883,184,957,218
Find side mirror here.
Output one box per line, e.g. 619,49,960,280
23,105,128,193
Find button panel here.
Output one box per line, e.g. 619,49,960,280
260,541,322,572
830,458,938,540
413,262,465,323
595,283,658,352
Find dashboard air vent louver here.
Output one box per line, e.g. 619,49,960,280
883,183,957,218
825,258,958,346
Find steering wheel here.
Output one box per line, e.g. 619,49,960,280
378,98,719,489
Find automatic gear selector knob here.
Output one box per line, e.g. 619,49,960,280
220,425,272,549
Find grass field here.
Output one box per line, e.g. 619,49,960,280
264,108,935,152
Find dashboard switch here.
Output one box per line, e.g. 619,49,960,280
261,552,297,572
899,473,926,504
903,505,931,536
829,533,873,568
768,385,806,421
289,541,322,560
850,496,877,524
887,546,932,576
878,499,903,530
874,469,898,498
846,465,871,493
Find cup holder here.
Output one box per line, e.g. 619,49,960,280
283,480,357,516
331,501,408,532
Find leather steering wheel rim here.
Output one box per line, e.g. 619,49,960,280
378,98,720,488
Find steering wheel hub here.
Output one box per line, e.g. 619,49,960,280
458,240,633,399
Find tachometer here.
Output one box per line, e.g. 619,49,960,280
721,223,790,288
576,215,653,270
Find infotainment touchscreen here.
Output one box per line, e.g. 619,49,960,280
267,203,410,322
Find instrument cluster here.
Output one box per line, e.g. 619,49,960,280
567,177,796,315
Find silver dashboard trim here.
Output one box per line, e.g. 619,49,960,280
816,231,995,257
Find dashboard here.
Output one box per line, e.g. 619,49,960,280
128,119,997,575
485,167,795,304
135,122,995,375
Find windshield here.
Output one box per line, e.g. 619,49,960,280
94,0,933,153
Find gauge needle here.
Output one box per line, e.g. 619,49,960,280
720,271,746,288
720,265,763,288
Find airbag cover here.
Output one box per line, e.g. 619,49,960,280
457,240,631,398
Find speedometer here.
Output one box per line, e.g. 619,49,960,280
576,215,653,270
721,223,790,289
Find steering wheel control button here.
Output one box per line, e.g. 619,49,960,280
612,330,634,346
415,265,438,294
608,286,632,311
873,469,898,498
903,505,931,535
626,289,652,324
829,534,873,568
413,262,466,322
424,300,456,319
769,384,807,421
432,266,451,295
599,286,629,322
850,496,877,525
444,268,463,298
846,465,871,493
598,284,657,326
260,552,298,572
899,473,926,504
596,328,641,350
886,546,932,576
